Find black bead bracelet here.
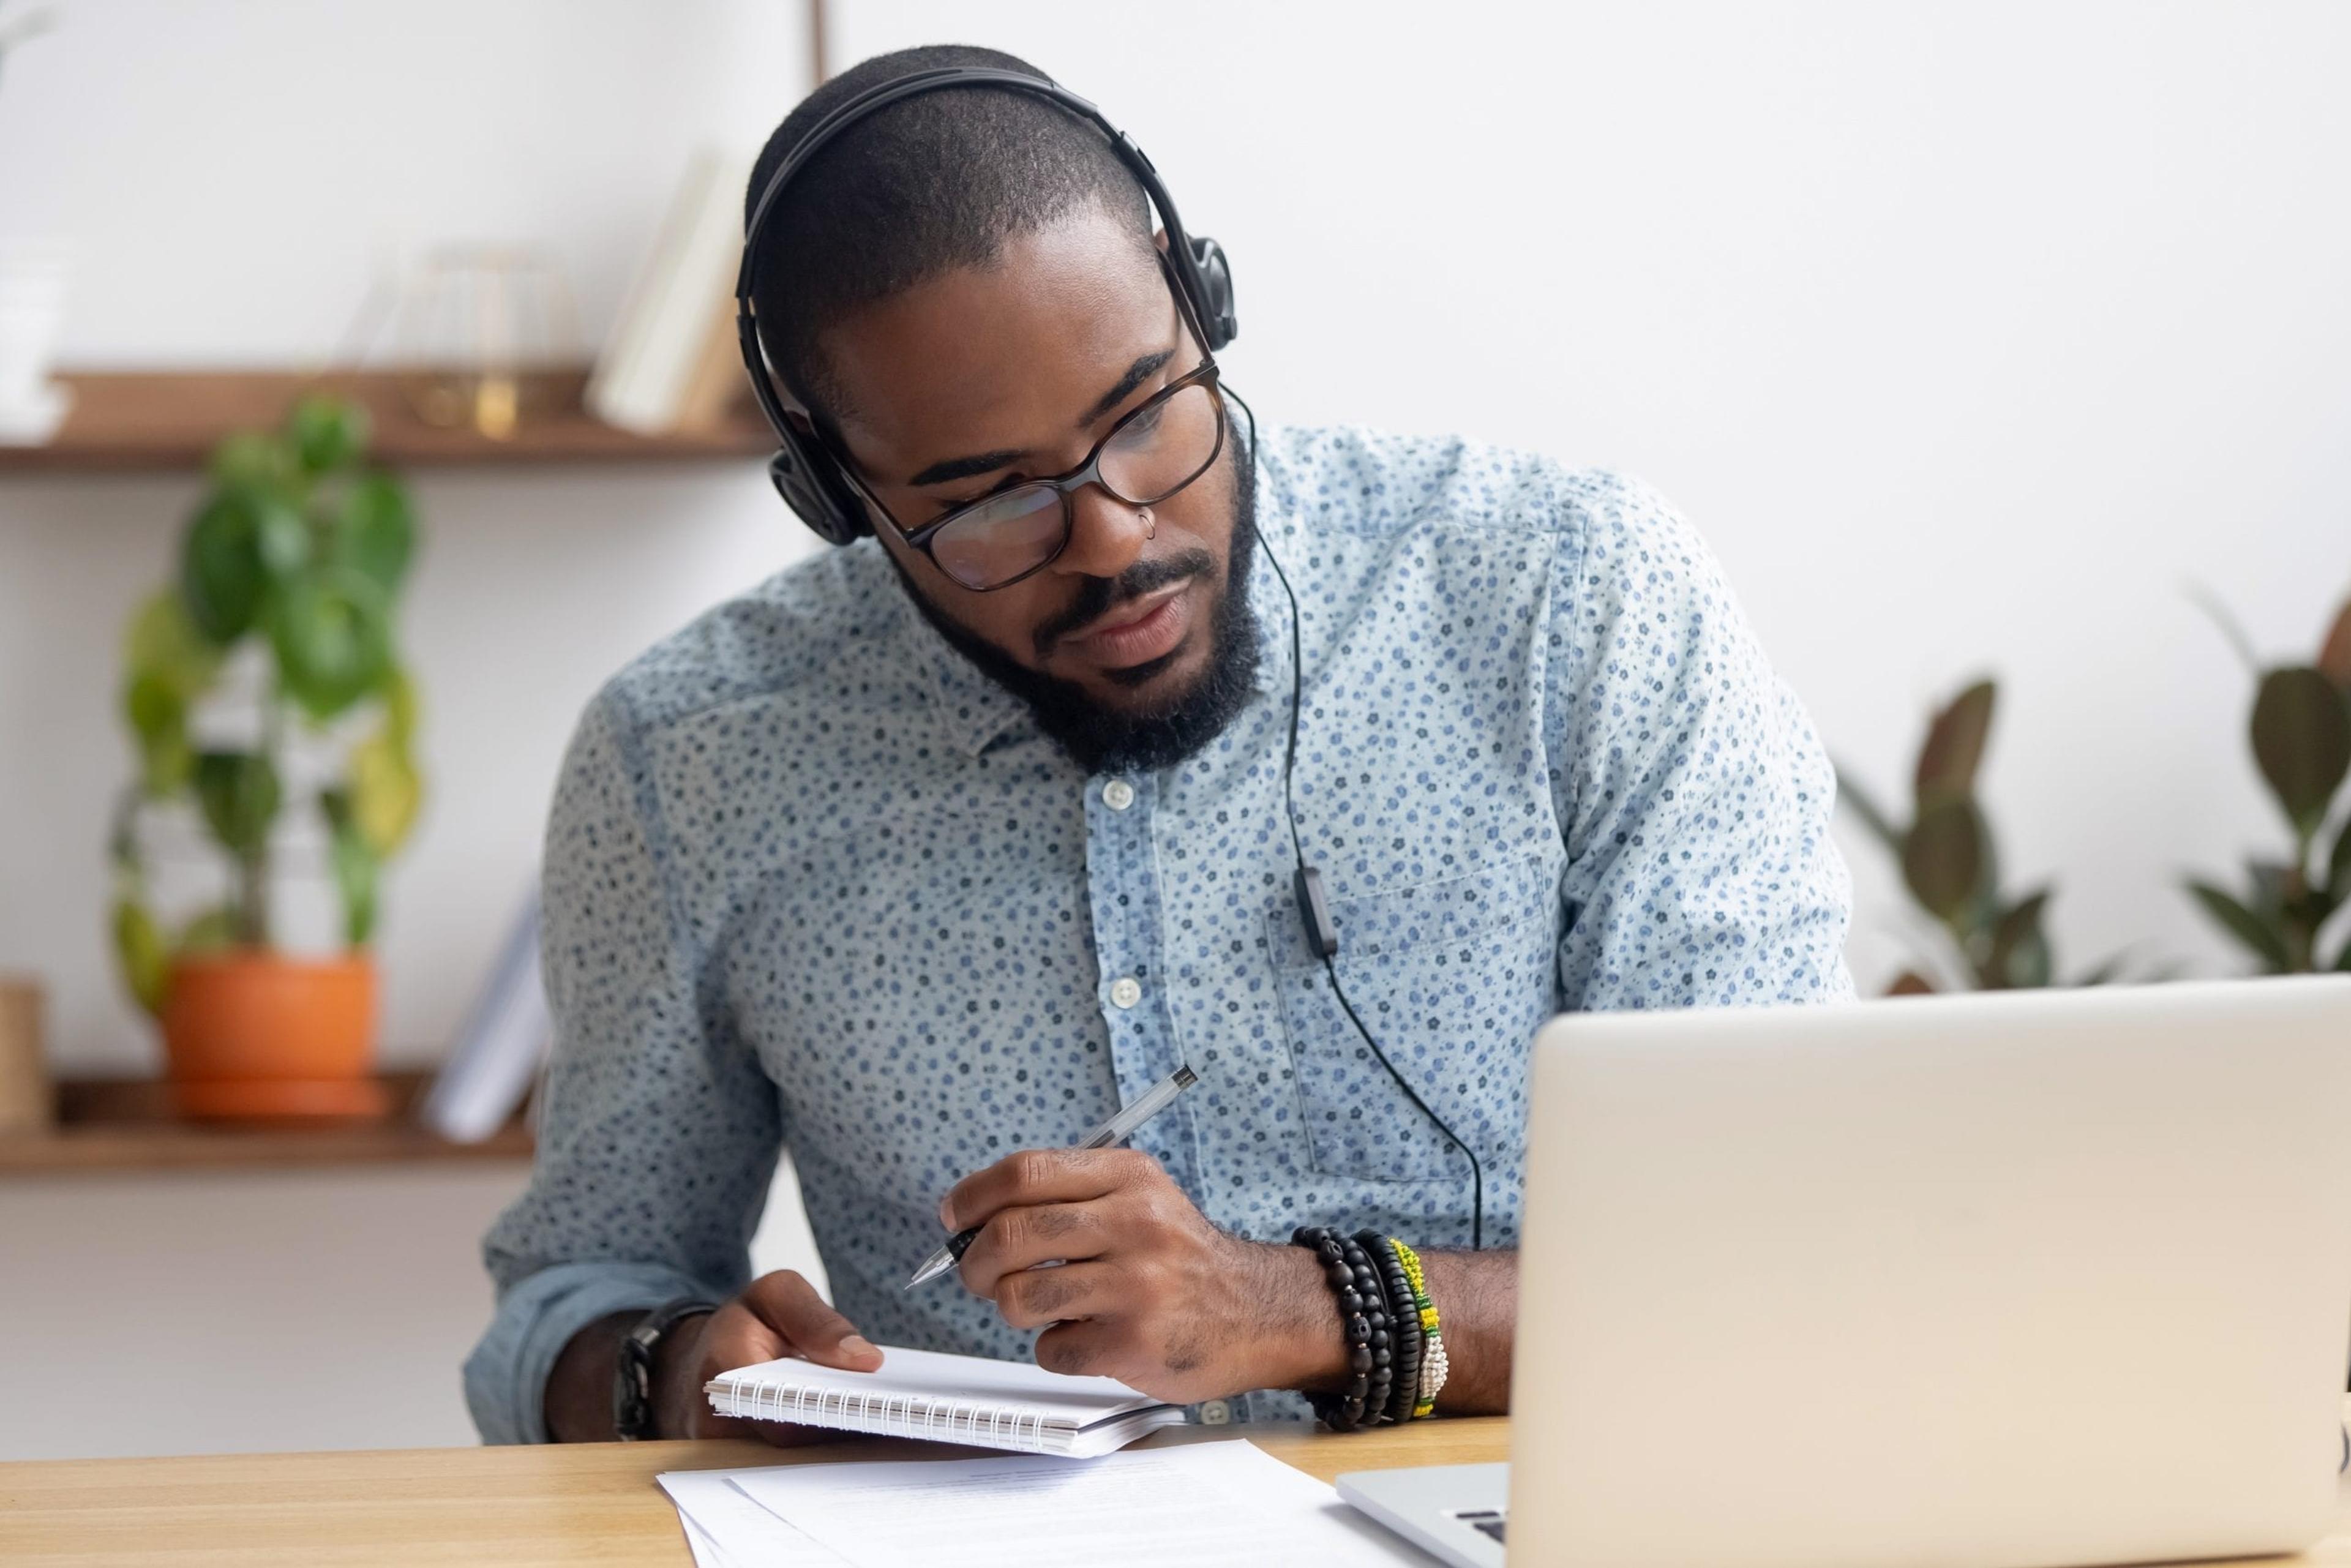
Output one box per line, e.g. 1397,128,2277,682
1360,1231,1424,1426
1350,1231,1395,1427
1292,1227,1370,1428
1293,1225,1397,1431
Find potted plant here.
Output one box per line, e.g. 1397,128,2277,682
1839,679,2135,992
110,396,424,1118
2184,588,2351,972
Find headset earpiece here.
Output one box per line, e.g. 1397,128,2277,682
1187,234,1238,351
768,434,870,545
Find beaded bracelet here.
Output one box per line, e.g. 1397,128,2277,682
1346,1232,1397,1427
1419,1329,1450,1417
1390,1238,1446,1417
1292,1226,1393,1431
1359,1232,1423,1427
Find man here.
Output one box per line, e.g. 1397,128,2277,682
465,43,1851,1446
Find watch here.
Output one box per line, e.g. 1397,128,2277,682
612,1297,718,1441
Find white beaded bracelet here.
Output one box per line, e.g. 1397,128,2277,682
1417,1329,1450,1412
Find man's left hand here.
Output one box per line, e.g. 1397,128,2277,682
942,1147,1347,1405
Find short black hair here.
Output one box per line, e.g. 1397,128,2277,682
744,44,1154,427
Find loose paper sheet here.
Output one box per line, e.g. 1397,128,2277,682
659,1468,855,1568
724,1439,1436,1568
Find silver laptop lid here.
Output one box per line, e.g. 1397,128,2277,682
1509,977,2351,1568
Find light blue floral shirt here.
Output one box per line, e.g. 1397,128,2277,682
464,425,1853,1443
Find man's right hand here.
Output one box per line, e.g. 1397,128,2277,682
653,1270,885,1441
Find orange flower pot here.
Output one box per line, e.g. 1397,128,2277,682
159,951,388,1120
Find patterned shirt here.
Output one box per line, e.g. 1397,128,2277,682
463,424,1854,1443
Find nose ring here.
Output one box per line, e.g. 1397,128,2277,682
1136,505,1155,538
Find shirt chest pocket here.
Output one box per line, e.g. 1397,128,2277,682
1265,852,1560,1185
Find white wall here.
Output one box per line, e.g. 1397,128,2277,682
0,0,811,366
0,1158,825,1460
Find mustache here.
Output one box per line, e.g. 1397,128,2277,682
1032,549,1218,660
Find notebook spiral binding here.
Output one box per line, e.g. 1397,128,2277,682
733,1376,1056,1449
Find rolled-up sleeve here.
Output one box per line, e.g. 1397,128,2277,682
463,686,783,1444
1545,474,1854,1009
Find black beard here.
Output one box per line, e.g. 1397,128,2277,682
894,464,1261,777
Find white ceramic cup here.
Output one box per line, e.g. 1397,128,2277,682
0,239,73,411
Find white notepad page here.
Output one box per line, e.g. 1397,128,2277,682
704,1345,1183,1455
725,1440,1437,1568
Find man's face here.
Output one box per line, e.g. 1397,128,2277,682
817,207,1243,721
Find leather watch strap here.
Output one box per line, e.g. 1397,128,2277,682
612,1297,718,1441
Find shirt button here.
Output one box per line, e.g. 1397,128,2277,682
1109,977,1143,1010
1198,1398,1231,1425
1102,779,1136,811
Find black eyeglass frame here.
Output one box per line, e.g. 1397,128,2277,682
823,257,1230,593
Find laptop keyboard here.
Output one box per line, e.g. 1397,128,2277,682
1455,1508,1507,1544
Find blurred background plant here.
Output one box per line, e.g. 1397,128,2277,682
1839,679,2134,994
2184,586,2351,973
109,396,424,1015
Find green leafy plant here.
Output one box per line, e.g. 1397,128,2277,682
110,397,424,1013
1839,679,2128,994
2184,587,2351,973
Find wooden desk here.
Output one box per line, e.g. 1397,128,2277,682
0,1419,1506,1566
6,1412,2350,1566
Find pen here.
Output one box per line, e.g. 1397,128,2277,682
904,1062,1200,1289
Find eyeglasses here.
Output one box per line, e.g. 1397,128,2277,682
840,361,1228,592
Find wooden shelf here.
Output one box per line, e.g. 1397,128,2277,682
0,1070,534,1174
0,368,773,472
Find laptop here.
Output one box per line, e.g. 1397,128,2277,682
1340,977,2351,1567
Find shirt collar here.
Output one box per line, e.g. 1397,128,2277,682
895,587,1033,759
1240,509,1299,707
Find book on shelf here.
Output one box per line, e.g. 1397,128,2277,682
588,146,756,435
420,888,549,1144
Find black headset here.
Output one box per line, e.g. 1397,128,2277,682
734,66,1238,547
734,67,1485,1249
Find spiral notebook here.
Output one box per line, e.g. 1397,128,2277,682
703,1346,1185,1457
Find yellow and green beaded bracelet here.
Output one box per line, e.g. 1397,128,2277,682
1390,1239,1443,1417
